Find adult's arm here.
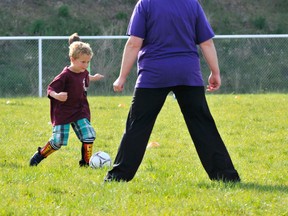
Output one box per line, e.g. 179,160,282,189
199,39,221,92
113,36,143,92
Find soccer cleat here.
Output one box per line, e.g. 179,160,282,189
79,159,89,167
29,142,57,166
211,170,241,183
29,147,45,166
104,172,130,182
104,173,114,182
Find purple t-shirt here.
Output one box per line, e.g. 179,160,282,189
47,66,90,126
127,0,215,88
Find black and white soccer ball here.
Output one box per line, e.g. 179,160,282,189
89,151,112,169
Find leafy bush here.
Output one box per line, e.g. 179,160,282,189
252,16,267,30
58,5,70,18
30,19,46,35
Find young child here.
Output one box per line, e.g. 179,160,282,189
29,41,104,167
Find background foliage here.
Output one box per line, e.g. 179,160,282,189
1,0,288,36
1,36,288,97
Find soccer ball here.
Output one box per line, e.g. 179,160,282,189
89,151,112,169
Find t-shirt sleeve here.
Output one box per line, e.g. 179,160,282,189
85,71,89,88
47,73,66,98
127,0,146,39
195,2,215,44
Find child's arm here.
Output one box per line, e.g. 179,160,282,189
89,74,104,82
49,91,68,102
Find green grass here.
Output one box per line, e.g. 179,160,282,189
0,94,287,215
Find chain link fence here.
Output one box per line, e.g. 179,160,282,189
0,35,287,97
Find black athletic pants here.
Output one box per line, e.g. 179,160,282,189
106,86,240,182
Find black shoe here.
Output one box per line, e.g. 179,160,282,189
79,159,89,167
104,173,113,182
104,173,128,182
211,170,241,183
29,147,45,166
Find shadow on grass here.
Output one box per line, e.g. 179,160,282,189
238,182,288,192
197,181,288,193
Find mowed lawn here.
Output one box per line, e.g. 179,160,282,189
0,94,287,216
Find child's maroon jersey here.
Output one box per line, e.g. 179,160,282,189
47,66,90,126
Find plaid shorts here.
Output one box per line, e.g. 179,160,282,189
49,118,96,148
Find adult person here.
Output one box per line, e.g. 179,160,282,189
105,0,240,182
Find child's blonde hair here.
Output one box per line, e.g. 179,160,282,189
69,41,93,59
68,32,80,45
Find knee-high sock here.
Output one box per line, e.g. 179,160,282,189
40,142,57,158
82,143,93,164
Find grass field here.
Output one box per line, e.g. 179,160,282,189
0,94,287,215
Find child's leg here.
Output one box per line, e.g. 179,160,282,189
40,141,58,157
29,124,70,166
72,118,96,166
80,143,93,166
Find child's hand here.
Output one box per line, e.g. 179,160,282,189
89,74,104,81
54,92,68,102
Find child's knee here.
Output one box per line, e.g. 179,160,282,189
82,127,96,143
49,140,66,149
82,134,96,143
